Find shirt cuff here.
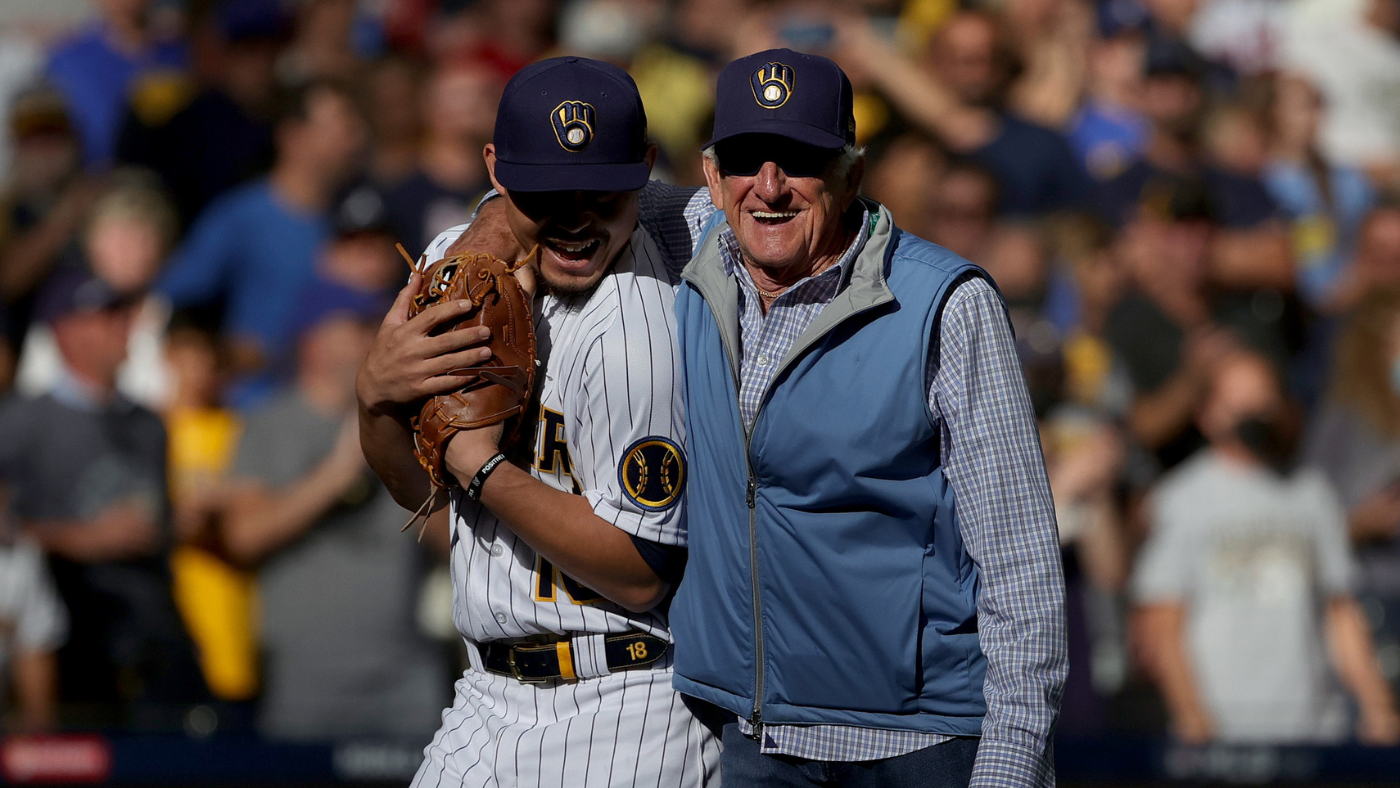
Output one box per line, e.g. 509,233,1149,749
969,738,1054,788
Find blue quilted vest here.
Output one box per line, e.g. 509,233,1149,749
669,203,991,735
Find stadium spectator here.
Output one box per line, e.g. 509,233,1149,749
0,267,208,720
156,80,366,407
44,0,188,169
0,525,67,732
1334,202,1400,314
320,183,402,297
1307,287,1400,691
1282,0,1400,184
163,318,256,703
1069,10,1150,183
1105,184,1235,471
363,56,424,186
862,132,944,238
1134,350,1400,744
223,284,443,741
1262,72,1377,310
0,87,101,356
1096,37,1206,226
16,171,178,409
837,10,1091,215
925,158,998,260
383,63,500,256
277,0,365,87
116,0,285,230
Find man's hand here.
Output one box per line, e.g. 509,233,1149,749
1359,705,1400,746
1172,708,1216,745
356,273,495,413
58,502,160,563
443,421,507,484
1351,486,1400,542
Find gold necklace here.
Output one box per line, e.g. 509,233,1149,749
754,285,784,300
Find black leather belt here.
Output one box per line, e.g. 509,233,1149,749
482,632,668,683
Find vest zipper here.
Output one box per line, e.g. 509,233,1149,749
745,469,763,738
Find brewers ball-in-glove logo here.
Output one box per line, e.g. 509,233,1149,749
751,62,795,109
552,101,596,152
619,437,686,511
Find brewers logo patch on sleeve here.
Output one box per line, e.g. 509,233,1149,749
619,436,686,511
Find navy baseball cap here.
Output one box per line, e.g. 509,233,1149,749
707,49,855,150
492,57,649,193
35,266,137,324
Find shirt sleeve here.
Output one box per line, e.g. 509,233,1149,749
8,538,68,653
1305,470,1358,596
563,276,687,547
156,201,239,308
637,180,713,278
929,276,1066,788
1131,491,1194,603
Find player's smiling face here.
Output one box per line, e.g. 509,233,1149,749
704,134,863,277
485,143,652,295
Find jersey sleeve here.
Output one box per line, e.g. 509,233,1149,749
562,274,688,546
419,223,471,269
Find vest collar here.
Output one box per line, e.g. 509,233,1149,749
681,199,898,381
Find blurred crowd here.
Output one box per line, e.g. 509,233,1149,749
2,0,1400,750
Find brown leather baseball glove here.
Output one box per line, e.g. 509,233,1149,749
406,248,537,507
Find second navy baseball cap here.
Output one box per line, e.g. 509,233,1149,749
707,48,855,150
493,57,650,193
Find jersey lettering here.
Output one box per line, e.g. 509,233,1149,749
533,555,605,605
536,406,572,476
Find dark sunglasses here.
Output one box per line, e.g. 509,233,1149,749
715,137,840,179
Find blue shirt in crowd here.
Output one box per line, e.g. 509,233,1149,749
1263,160,1376,307
46,23,187,168
158,178,330,367
1068,100,1150,182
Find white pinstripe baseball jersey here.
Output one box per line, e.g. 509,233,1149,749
409,221,718,788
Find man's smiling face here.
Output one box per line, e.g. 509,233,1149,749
703,134,861,276
486,143,652,294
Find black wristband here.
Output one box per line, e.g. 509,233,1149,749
465,452,508,502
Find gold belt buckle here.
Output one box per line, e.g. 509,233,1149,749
507,645,550,684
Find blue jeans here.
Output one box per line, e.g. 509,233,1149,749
720,723,979,787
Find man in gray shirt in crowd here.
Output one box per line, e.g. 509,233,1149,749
1134,350,1400,744
224,283,445,741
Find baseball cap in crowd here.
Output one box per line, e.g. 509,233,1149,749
288,279,390,342
491,56,650,193
216,0,290,42
332,183,390,237
706,48,855,151
9,87,72,141
34,267,138,325
1096,0,1151,39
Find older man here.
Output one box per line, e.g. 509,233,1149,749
665,50,1066,788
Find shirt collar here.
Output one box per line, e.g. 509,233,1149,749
719,205,872,292
51,365,131,414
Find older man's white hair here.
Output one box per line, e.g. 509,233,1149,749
702,142,866,180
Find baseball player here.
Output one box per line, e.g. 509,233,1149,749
356,58,719,787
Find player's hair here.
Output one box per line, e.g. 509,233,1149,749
701,142,866,181
272,78,359,130
85,168,179,253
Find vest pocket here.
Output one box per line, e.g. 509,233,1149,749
919,546,987,716
762,548,924,714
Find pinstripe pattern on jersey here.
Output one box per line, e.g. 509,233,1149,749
412,220,714,787
412,657,719,788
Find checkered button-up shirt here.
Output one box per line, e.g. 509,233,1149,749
642,183,1066,788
